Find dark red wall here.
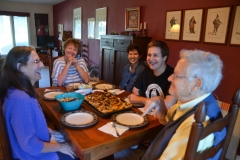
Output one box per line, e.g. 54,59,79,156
53,0,240,103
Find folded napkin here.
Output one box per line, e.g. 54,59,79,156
98,122,129,137
115,89,125,95
44,89,60,92
91,89,104,93
138,108,154,115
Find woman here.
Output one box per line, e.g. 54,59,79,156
119,44,146,92
52,38,89,86
0,46,77,160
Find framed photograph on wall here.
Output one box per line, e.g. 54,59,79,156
125,6,140,31
182,9,203,42
204,6,231,44
230,5,240,46
165,10,182,40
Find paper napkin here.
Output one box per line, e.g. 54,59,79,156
91,89,104,93
115,89,125,95
138,107,154,115
98,122,129,137
44,89,60,92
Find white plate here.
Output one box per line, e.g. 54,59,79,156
88,81,98,85
61,110,98,128
42,91,63,100
75,90,86,95
112,111,149,128
91,90,104,93
75,88,92,95
94,83,115,90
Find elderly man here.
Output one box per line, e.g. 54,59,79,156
115,49,225,160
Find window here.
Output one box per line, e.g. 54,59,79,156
73,7,81,39
0,13,30,56
95,7,107,39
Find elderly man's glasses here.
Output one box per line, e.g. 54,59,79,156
172,73,188,79
34,59,43,64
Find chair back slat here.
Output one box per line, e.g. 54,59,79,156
47,49,61,86
195,141,224,160
200,113,232,139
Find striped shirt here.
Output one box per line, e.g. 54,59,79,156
52,56,89,86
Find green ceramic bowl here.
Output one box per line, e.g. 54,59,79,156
55,92,85,111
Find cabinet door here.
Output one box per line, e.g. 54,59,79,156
114,50,129,86
102,48,114,83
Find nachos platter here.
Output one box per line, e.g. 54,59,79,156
84,92,132,117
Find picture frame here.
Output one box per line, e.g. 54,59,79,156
34,13,49,36
88,18,95,39
230,5,240,46
182,9,203,42
125,6,140,31
204,6,231,44
165,10,182,40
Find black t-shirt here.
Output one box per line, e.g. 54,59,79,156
134,64,174,98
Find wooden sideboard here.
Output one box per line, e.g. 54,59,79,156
100,35,152,86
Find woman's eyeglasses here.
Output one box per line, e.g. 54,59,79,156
34,59,43,64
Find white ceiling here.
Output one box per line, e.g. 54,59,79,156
0,0,65,5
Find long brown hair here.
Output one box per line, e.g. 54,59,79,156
0,46,36,103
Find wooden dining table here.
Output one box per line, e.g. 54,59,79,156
36,86,163,160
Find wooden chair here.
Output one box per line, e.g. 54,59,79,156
185,88,240,160
0,102,12,160
47,49,61,86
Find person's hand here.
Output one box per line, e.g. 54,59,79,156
66,58,77,67
71,58,78,67
142,96,167,125
59,143,76,159
128,94,140,104
51,130,66,143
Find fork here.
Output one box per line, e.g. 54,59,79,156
110,122,120,137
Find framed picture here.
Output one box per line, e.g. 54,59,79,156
125,6,140,31
182,9,203,42
230,5,240,46
165,10,182,40
34,13,49,36
204,6,231,44
88,18,95,39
